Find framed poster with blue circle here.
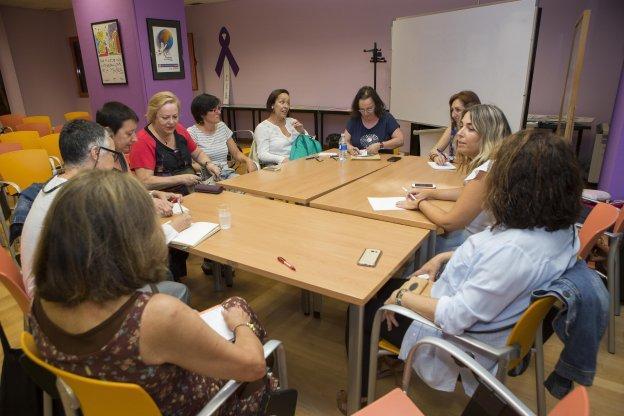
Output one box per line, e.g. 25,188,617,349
146,18,185,80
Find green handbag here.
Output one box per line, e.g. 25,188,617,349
289,134,322,160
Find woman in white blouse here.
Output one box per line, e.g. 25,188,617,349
397,104,511,253
357,130,582,400
254,89,306,165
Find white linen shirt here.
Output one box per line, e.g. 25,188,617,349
254,118,304,164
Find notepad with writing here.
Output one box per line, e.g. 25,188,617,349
169,222,220,247
427,161,456,170
200,305,234,341
368,197,406,211
172,204,190,215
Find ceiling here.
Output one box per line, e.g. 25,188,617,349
0,0,228,12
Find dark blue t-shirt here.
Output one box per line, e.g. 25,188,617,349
346,111,400,149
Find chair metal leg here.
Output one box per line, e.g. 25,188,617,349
300,290,310,315
615,246,621,316
534,323,547,416
43,392,53,416
312,293,322,318
607,243,617,354
367,307,383,401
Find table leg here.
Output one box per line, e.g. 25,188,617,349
251,109,256,128
212,263,224,292
301,290,311,315
419,231,436,267
347,304,364,414
314,111,319,139
312,293,323,318
575,128,583,157
232,109,237,132
320,112,325,147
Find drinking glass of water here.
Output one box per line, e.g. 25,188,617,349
217,204,231,229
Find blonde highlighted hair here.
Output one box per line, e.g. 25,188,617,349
456,104,511,173
146,91,180,124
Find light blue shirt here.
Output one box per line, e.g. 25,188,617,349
398,226,579,394
433,226,579,334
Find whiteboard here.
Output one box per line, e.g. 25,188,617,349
390,0,537,130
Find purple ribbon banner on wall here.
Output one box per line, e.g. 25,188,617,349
215,27,239,77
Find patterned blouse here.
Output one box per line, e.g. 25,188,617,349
29,293,268,416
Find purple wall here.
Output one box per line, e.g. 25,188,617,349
133,0,194,126
186,0,624,162
0,6,89,125
599,61,624,199
72,0,193,127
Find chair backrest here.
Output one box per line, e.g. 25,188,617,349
64,111,91,121
0,113,25,130
249,139,260,165
0,142,22,154
0,149,53,192
0,247,30,314
578,202,620,259
40,133,62,161
548,386,589,416
20,332,162,416
505,296,557,371
16,122,50,137
22,115,52,130
0,131,42,149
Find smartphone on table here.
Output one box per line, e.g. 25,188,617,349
411,183,436,189
357,248,382,267
387,156,402,162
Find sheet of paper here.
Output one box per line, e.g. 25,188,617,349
318,152,338,157
200,306,234,341
352,153,381,160
367,197,406,211
170,222,220,247
427,161,456,170
172,204,190,215
358,149,368,156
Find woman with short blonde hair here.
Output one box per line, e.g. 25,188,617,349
129,91,219,195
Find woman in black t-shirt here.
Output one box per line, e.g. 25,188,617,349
343,86,404,155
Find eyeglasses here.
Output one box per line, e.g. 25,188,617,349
98,146,122,163
358,106,375,115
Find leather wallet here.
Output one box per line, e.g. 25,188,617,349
194,184,223,194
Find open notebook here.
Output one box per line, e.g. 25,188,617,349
169,222,220,247
200,305,234,341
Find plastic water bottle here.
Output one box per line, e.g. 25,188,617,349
338,133,348,161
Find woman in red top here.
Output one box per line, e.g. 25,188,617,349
129,91,220,195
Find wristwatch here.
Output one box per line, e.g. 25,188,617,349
395,289,408,306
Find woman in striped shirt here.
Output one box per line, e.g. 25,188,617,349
188,94,257,179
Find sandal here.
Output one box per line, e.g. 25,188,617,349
336,390,367,415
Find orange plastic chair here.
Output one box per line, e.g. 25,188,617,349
0,247,30,314
16,122,50,136
354,388,424,416
23,115,52,131
40,133,62,161
0,142,22,154
0,131,42,149
577,202,619,259
0,113,25,130
0,149,53,193
549,386,589,416
64,111,91,121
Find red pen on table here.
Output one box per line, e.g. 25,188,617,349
277,256,296,271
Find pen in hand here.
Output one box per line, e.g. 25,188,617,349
435,149,448,164
402,187,417,201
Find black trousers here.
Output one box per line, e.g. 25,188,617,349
346,278,413,397
168,248,189,281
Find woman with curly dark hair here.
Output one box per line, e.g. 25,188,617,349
358,129,582,399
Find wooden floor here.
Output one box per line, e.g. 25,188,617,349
1,255,623,415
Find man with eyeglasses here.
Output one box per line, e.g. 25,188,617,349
20,120,190,303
